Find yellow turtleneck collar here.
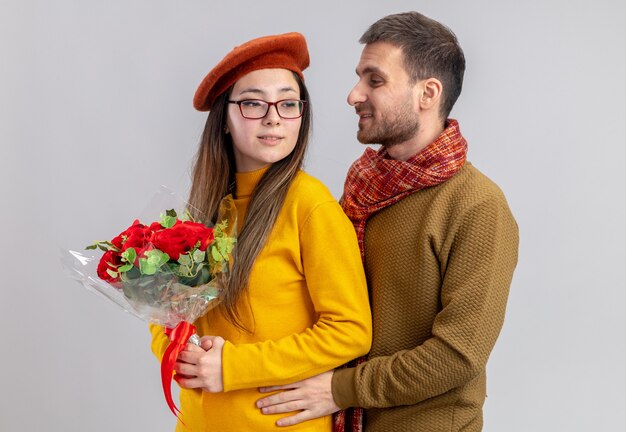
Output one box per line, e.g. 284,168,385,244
235,166,270,199
233,166,270,228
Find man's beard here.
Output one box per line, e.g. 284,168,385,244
356,105,420,148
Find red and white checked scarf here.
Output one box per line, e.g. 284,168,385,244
335,119,467,432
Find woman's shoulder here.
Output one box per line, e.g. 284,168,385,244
285,171,342,217
286,171,355,235
289,170,336,202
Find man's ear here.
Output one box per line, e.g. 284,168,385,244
417,78,443,112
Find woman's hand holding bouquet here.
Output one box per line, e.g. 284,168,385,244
62,188,236,420
175,335,226,393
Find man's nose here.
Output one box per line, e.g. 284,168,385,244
347,81,366,106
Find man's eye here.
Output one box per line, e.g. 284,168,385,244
369,79,383,86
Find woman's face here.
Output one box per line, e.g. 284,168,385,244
226,68,302,172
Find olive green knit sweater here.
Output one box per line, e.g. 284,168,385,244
332,163,519,431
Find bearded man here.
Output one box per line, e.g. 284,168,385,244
256,11,519,432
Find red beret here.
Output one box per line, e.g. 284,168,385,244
193,32,310,111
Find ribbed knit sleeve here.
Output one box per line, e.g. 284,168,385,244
221,199,372,391
333,192,518,409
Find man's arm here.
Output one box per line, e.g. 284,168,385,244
333,197,518,408
258,196,518,423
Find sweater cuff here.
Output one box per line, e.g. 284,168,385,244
221,340,237,392
332,367,359,409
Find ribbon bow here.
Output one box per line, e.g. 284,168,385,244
162,321,197,422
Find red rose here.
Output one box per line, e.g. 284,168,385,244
122,224,153,252
196,223,215,249
152,221,215,260
111,220,138,249
182,221,215,251
111,220,154,252
149,221,164,232
97,250,123,284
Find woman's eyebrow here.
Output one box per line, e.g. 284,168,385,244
237,86,298,97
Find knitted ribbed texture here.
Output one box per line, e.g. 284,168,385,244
336,119,467,432
332,163,518,432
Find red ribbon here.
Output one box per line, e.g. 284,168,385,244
162,321,197,423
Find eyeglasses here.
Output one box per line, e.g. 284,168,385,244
228,99,307,119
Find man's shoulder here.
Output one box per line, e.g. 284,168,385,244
390,162,513,224
436,163,517,237
452,161,503,189
439,162,510,207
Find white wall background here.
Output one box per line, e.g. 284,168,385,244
2,1,625,430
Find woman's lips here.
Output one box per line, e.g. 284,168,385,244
258,135,283,145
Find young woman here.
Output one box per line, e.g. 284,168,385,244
149,33,371,431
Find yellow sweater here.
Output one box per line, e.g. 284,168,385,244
151,168,372,432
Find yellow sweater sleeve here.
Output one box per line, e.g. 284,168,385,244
221,200,372,392
149,323,168,361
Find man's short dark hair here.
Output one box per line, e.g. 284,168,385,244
360,11,466,119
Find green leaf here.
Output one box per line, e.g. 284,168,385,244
121,247,137,264
139,258,157,275
87,241,121,253
166,209,178,218
161,215,177,229
146,250,161,264
211,246,223,262
213,237,235,261
178,266,192,277
118,263,133,273
143,249,170,271
106,269,118,278
178,254,191,266
193,249,206,263
159,251,170,266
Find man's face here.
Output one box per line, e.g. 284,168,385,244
347,42,420,147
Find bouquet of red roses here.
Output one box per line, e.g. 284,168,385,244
88,207,234,327
62,187,236,420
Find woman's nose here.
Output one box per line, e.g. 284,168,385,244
264,103,281,125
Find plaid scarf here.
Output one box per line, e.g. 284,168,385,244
334,119,467,432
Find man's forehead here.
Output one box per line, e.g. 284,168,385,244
355,65,386,77
356,42,404,76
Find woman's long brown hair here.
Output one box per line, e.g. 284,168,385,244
188,73,312,330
